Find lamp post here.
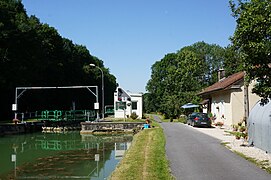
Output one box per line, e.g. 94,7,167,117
89,64,104,120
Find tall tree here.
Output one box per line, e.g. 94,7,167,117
145,42,226,117
0,0,117,120
230,0,271,104
223,45,243,76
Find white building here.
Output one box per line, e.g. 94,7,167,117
114,87,143,119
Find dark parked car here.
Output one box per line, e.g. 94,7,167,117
187,112,211,127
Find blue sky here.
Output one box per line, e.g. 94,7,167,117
22,0,236,93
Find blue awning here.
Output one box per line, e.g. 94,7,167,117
181,103,199,109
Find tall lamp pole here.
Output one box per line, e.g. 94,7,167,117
89,64,104,120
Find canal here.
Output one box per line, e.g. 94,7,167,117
0,131,133,179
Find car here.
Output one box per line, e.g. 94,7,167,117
187,112,211,127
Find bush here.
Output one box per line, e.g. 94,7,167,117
142,114,147,119
178,115,187,124
130,112,138,120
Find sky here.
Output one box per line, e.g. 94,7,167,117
22,0,236,93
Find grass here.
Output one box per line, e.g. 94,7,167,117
108,121,174,180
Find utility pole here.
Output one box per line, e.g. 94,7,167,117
244,71,249,125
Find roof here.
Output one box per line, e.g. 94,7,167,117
198,71,244,95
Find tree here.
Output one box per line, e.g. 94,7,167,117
223,45,243,76
0,0,117,120
145,42,226,118
230,0,271,104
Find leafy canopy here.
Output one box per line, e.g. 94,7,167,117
145,42,228,117
230,0,271,104
0,0,117,119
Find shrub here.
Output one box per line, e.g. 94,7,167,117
232,124,238,131
130,112,138,120
178,115,187,124
142,114,147,119
239,126,246,132
215,121,224,127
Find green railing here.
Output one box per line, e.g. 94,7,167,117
40,110,96,121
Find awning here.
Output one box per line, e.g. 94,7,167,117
181,103,199,109
199,99,209,105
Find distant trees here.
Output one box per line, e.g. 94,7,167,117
0,0,117,120
145,42,231,118
230,0,271,104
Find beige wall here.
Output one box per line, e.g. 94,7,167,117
210,80,260,127
231,89,244,125
231,80,261,125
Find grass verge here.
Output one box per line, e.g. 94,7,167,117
108,121,174,180
233,150,271,174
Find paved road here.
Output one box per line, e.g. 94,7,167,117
153,115,162,123
161,121,271,180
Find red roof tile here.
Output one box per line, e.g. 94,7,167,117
198,72,244,95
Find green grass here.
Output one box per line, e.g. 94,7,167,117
109,121,174,180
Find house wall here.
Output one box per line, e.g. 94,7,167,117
114,91,126,119
114,91,143,119
231,89,244,125
211,92,232,127
204,78,261,128
130,93,143,119
231,80,260,125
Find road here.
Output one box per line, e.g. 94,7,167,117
159,120,271,180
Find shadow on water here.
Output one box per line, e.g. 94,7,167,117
0,131,133,180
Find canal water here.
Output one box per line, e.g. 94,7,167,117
0,131,133,179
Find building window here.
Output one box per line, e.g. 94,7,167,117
116,102,126,110
132,101,137,110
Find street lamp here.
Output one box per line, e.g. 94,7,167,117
89,64,104,120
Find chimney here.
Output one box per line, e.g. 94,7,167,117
218,68,225,81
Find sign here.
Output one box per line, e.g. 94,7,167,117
11,154,16,162
12,104,17,111
94,102,99,110
95,154,100,161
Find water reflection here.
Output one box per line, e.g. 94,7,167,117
0,132,133,179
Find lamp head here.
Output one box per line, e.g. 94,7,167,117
89,64,96,67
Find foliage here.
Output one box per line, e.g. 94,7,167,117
230,123,247,140
223,45,243,76
130,112,138,120
215,121,224,128
145,42,230,118
230,0,271,104
178,116,187,124
0,0,117,120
